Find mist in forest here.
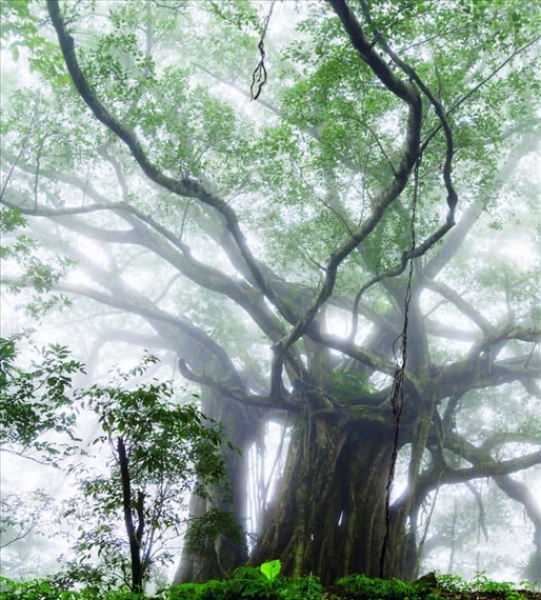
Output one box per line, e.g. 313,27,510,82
1,0,540,594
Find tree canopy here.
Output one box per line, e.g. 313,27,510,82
1,0,540,586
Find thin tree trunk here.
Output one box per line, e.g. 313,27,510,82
118,436,143,594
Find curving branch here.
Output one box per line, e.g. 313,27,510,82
178,359,293,411
270,0,425,395
46,0,286,323
493,474,541,553
1,169,309,379
349,221,455,338
2,154,399,387
468,325,541,362
424,133,539,280
393,428,541,514
47,1,360,399
357,0,458,218
47,262,245,389
422,277,494,335
482,433,541,452
427,448,541,493
47,0,446,399
426,431,541,547
436,352,541,400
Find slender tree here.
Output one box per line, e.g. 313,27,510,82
63,361,238,594
1,0,540,583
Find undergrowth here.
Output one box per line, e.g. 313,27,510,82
335,574,423,600
0,568,537,600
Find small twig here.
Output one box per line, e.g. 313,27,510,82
0,525,35,549
1,111,38,202
422,33,541,151
153,273,182,305
98,144,130,201
33,145,42,210
298,243,326,273
356,112,397,177
178,199,192,242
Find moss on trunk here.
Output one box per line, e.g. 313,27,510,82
251,409,418,584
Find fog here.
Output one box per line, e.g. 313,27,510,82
1,0,540,593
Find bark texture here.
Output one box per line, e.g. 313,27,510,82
175,388,261,583
249,409,416,584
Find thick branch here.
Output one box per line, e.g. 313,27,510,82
358,0,457,216
327,0,420,104
51,270,245,389
493,474,541,550
436,353,541,399
423,278,494,335
2,178,294,343
178,359,295,412
431,450,541,491
271,0,424,394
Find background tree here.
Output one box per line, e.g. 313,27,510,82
1,0,540,584
0,491,56,579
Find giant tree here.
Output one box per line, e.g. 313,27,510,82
1,0,540,584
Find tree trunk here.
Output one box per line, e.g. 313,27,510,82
117,436,144,594
174,388,261,583
250,410,418,584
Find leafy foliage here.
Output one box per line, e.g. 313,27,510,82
436,572,532,599
167,562,323,600
60,357,241,592
336,574,420,600
0,575,141,600
1,570,534,600
0,339,241,593
0,336,84,462
1,0,540,585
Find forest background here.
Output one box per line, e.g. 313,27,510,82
1,0,540,593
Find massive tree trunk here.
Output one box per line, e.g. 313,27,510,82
250,408,417,584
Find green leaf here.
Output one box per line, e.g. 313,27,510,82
260,559,281,582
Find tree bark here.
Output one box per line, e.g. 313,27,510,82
249,409,417,584
174,388,260,582
117,436,144,594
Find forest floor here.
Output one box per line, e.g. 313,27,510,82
323,586,541,600
323,587,541,600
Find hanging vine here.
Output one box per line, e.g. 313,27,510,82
379,157,421,577
250,1,275,101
